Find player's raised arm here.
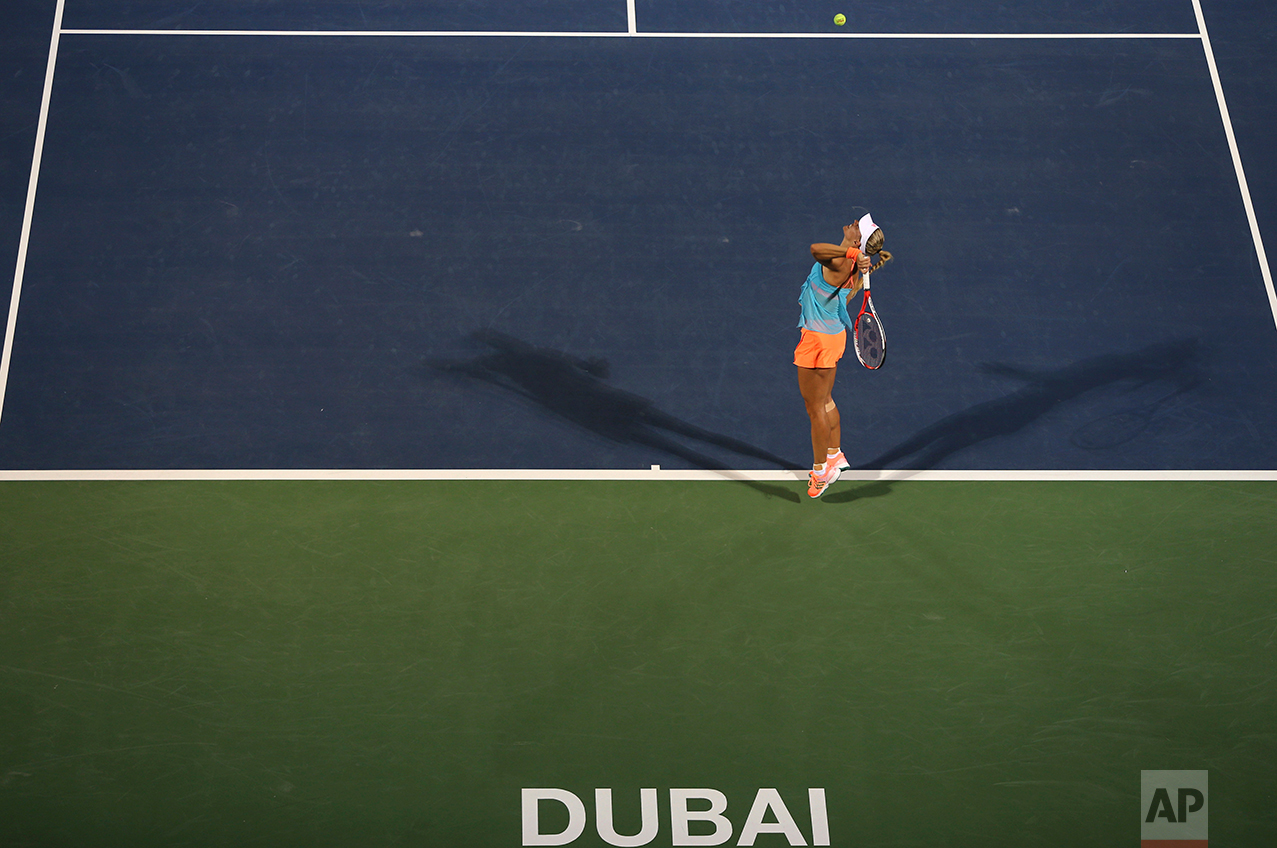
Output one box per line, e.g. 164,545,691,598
811,243,871,277
810,242,851,266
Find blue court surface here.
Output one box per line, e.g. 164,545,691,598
1,2,1276,476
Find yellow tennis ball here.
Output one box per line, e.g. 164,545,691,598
834,13,846,25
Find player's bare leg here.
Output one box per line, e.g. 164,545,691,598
824,397,847,470
797,365,838,468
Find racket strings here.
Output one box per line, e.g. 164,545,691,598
855,312,885,368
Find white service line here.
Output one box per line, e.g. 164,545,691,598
57,29,1203,40
0,469,1274,482
0,0,65,427
1192,0,1277,331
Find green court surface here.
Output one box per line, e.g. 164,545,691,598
1,479,1274,846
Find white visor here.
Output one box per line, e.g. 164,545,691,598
858,212,880,253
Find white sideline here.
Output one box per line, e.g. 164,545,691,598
0,0,65,427
1191,0,1277,331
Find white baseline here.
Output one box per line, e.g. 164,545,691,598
0,469,1274,482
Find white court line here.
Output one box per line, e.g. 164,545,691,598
626,1,637,36
0,469,1274,482
59,29,1202,39
1192,0,1277,331
0,0,65,428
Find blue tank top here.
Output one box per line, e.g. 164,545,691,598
797,263,855,334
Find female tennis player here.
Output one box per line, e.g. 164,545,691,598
796,213,879,498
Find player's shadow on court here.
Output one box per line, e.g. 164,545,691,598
856,337,1202,472
823,480,895,505
429,330,804,502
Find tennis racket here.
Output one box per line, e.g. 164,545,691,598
853,258,889,370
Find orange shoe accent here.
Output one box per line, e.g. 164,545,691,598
807,464,841,498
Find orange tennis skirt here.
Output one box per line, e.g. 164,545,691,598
793,327,847,369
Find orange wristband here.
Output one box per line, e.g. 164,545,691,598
845,247,860,262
